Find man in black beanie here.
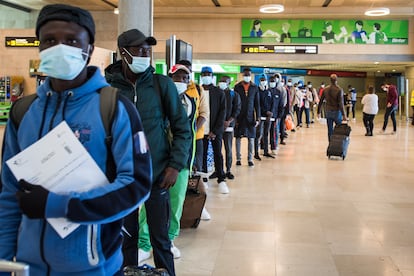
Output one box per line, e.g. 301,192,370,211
0,4,152,275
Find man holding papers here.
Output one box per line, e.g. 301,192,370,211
0,4,152,276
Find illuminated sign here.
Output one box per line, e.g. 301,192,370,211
5,37,40,47
241,45,317,54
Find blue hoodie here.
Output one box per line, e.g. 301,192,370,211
0,66,152,275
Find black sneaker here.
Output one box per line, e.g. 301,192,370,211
248,161,254,167
254,155,261,161
236,160,241,166
209,172,218,179
226,172,235,179
263,153,275,159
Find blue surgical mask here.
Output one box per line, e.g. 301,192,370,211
123,48,151,73
269,82,276,88
218,82,228,90
243,76,251,83
39,44,89,80
174,82,187,94
201,76,213,85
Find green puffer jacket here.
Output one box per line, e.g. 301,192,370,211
105,62,191,186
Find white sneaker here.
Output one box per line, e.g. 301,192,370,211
138,248,151,264
201,207,211,220
203,179,209,190
218,181,230,194
391,131,396,135
170,242,181,259
271,149,278,155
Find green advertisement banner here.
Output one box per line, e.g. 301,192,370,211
242,19,408,45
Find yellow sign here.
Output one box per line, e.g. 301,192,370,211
5,37,40,47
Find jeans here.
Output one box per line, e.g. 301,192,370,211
139,186,175,276
299,106,310,125
351,100,356,118
326,110,342,140
236,137,254,162
382,105,397,132
254,121,263,156
223,131,234,172
270,118,280,150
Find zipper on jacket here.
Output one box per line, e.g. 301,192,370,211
48,93,62,131
40,220,51,275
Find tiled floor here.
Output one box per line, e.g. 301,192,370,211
1,113,413,276
171,115,414,276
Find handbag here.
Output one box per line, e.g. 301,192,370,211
285,114,294,131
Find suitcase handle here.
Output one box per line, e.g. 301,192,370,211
0,260,29,276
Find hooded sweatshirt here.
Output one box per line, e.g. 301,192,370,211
0,66,152,275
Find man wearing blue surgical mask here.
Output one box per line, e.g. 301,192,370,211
105,29,191,276
200,67,229,194
0,4,153,275
234,67,260,167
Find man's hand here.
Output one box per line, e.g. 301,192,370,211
16,180,49,219
224,120,230,128
208,132,216,140
159,167,179,189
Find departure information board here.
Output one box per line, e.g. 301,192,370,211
5,37,40,47
241,45,318,54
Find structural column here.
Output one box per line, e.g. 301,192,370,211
118,0,153,37
406,66,414,118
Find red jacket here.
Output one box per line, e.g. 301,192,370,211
387,85,398,107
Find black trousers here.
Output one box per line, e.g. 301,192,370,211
202,135,225,182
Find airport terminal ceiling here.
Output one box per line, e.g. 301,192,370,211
2,0,414,73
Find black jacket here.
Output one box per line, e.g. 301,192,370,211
203,84,226,137
224,88,241,127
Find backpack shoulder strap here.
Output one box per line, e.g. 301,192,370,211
9,94,38,129
99,86,119,182
99,86,119,138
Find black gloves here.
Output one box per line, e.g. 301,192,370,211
16,180,49,219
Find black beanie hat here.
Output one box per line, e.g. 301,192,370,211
36,4,95,44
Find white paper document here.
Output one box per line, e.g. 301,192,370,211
6,121,109,239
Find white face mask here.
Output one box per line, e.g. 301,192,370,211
123,48,151,73
269,82,276,88
260,81,267,88
321,84,325,88
287,82,292,87
201,76,213,85
243,76,251,83
174,82,187,94
39,44,89,80
218,82,228,90
308,85,312,88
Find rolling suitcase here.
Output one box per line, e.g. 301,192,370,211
180,174,207,229
327,123,351,160
0,260,29,276
327,134,350,160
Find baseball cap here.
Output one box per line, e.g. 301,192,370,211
168,64,191,75
118,29,157,48
201,66,213,73
36,4,95,44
